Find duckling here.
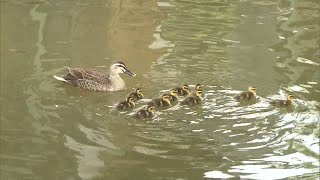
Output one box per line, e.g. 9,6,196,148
134,105,155,119
163,89,178,102
176,84,190,96
147,94,171,107
270,94,296,108
129,88,144,101
195,83,204,91
116,96,135,111
181,90,203,105
235,86,257,101
53,61,136,91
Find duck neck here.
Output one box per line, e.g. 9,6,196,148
109,72,125,89
250,91,257,97
164,99,171,105
130,101,135,107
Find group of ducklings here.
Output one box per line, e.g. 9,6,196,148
116,84,204,119
234,86,296,107
116,85,296,119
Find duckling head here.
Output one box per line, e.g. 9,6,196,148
182,84,190,93
147,105,155,113
126,96,135,105
170,89,178,96
195,84,203,90
195,90,203,98
287,94,296,102
110,61,136,76
135,88,144,97
162,95,172,105
248,86,257,96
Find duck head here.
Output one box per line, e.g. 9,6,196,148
182,84,190,93
126,96,135,106
248,86,257,96
170,89,178,97
162,95,171,105
147,105,155,113
135,88,144,97
110,61,136,76
195,89,203,98
195,84,203,90
287,94,296,102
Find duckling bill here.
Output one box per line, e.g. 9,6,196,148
147,95,171,107
116,97,135,111
53,61,136,91
129,88,144,101
235,86,257,101
270,94,295,108
181,90,203,105
134,105,155,119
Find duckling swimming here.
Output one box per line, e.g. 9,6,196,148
181,90,203,105
134,105,155,119
53,61,136,91
270,94,296,108
235,86,257,101
129,88,144,101
116,96,135,111
176,84,190,96
163,89,178,102
147,94,171,107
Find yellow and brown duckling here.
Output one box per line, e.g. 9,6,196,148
116,96,135,111
195,83,204,91
134,105,155,119
163,88,178,102
235,86,257,101
270,94,296,108
176,84,190,96
129,88,144,101
147,94,171,107
181,89,203,105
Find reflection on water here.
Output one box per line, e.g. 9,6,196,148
0,0,319,180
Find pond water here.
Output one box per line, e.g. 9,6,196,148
0,0,319,179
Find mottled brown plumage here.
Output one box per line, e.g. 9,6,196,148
134,105,155,119
53,61,136,91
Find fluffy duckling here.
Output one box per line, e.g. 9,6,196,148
129,88,144,101
163,89,178,102
270,94,296,108
116,96,135,111
134,105,155,119
147,94,171,107
235,86,257,101
195,83,204,91
176,84,190,96
181,90,203,105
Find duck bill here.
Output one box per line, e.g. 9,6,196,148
124,69,136,76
